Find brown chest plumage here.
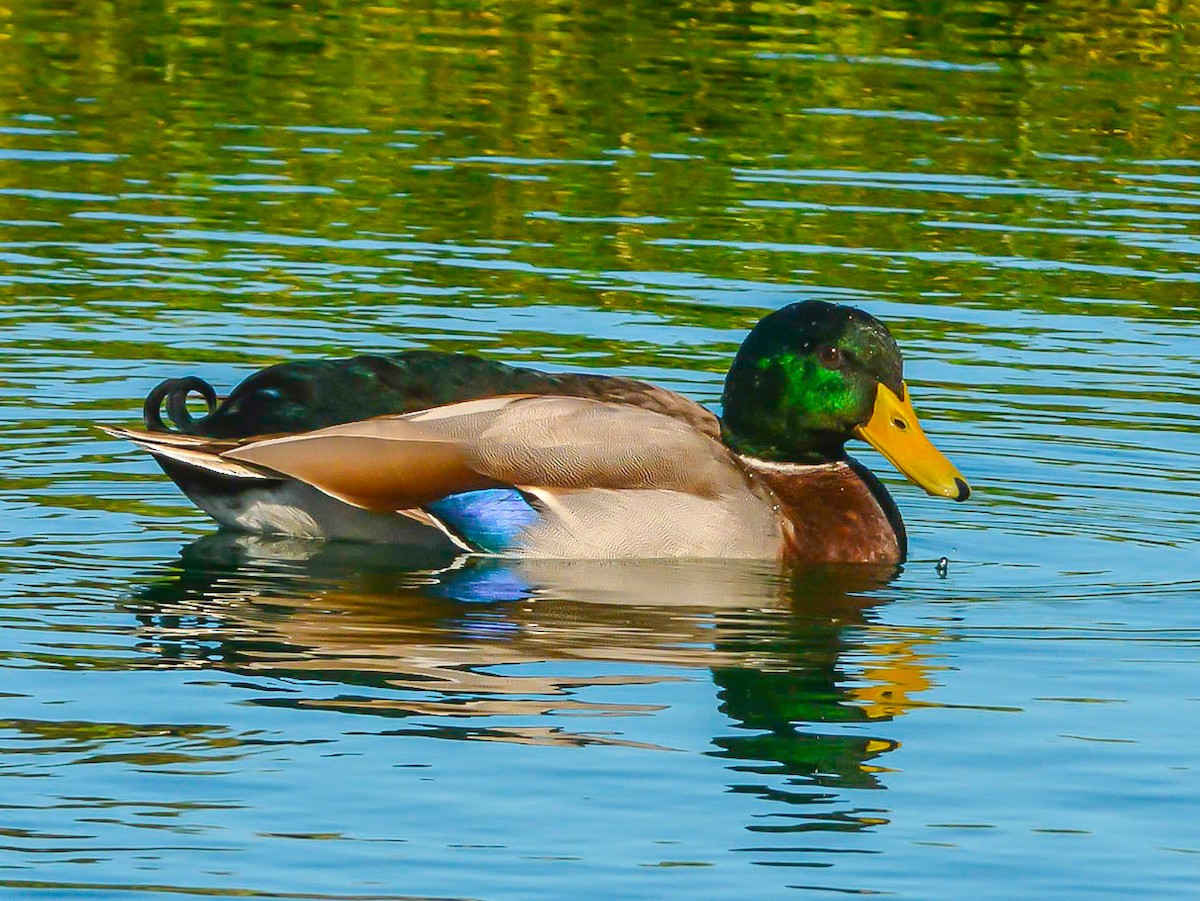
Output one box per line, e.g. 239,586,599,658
737,457,906,564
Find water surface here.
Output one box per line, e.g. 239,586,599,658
1,2,1197,899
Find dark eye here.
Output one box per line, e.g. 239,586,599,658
816,345,843,369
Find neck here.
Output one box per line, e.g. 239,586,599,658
720,421,848,466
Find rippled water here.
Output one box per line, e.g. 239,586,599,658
1,2,1198,898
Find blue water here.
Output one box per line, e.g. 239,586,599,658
1,2,1198,898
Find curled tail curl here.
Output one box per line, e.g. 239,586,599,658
143,377,219,433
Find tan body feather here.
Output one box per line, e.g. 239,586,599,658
108,395,790,559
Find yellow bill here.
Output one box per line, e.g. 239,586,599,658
853,383,970,502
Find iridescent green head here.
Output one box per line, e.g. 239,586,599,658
722,301,970,500
722,301,901,461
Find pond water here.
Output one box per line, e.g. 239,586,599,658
1,1,1197,898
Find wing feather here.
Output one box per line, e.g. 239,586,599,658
97,425,273,480
221,395,750,511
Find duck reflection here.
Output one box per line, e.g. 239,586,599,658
127,534,944,831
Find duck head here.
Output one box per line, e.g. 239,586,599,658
721,300,970,502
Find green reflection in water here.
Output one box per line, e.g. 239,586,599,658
2,0,1199,334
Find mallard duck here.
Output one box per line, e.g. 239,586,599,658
102,301,969,562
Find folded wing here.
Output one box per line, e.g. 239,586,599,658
225,394,754,508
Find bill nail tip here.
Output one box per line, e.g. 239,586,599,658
953,477,971,502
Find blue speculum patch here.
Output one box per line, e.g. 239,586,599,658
425,488,541,553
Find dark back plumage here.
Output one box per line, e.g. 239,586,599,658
145,351,720,440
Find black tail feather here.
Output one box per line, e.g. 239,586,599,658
144,377,219,433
